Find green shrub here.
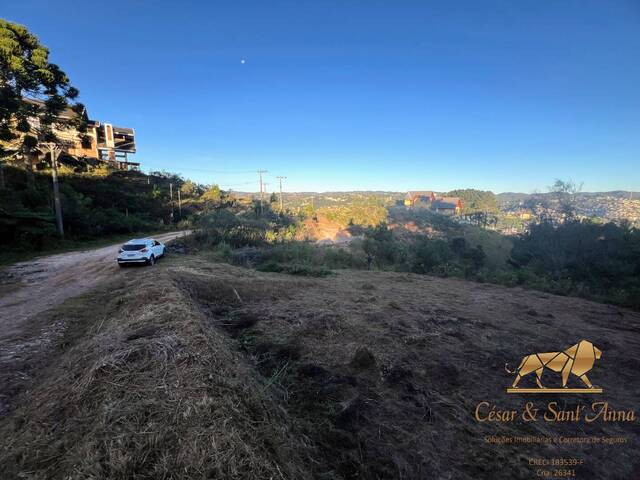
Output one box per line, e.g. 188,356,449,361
322,247,364,269
411,238,454,273
257,242,362,270
362,223,409,269
511,219,640,306
196,210,303,248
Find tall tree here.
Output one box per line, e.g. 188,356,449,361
447,189,498,215
548,179,583,222
1,19,85,235
1,18,85,152
202,184,222,203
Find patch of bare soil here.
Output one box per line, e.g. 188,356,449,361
0,231,190,342
302,215,354,244
1,254,639,479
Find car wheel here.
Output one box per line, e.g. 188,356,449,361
148,255,155,266
118,263,125,268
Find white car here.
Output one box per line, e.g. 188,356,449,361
117,238,166,267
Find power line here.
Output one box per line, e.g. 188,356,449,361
218,180,256,187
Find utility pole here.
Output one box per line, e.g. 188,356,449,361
44,143,64,237
177,188,182,217
276,176,287,213
169,182,174,222
0,159,5,190
257,170,267,215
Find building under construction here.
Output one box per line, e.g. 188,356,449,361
25,98,139,171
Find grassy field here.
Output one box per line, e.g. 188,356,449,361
1,252,639,479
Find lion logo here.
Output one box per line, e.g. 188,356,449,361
506,340,602,393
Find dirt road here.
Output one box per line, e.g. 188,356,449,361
0,231,190,341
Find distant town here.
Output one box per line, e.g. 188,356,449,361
242,189,640,235
498,191,640,228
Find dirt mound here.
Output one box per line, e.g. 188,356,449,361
0,267,312,479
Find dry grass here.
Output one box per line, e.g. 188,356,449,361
1,254,640,479
0,264,311,479
171,258,640,479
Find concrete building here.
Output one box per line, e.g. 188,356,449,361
24,98,138,171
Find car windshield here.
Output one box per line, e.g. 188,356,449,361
121,244,146,251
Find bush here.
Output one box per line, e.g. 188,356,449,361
510,219,640,305
411,238,454,273
322,247,364,269
196,210,303,249
256,242,363,270
362,223,409,269
260,242,316,264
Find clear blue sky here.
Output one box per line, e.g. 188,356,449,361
4,1,640,193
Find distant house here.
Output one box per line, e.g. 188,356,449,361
404,191,436,206
431,197,463,215
515,210,533,220
404,190,463,215
23,98,138,171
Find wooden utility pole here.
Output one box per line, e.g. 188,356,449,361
25,153,35,190
169,183,174,221
177,188,182,217
276,176,287,213
0,159,5,190
257,170,267,215
45,143,64,237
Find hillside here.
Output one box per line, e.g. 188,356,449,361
1,251,638,479
0,163,226,261
1,165,175,243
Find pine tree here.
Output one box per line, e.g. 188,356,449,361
0,19,85,161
